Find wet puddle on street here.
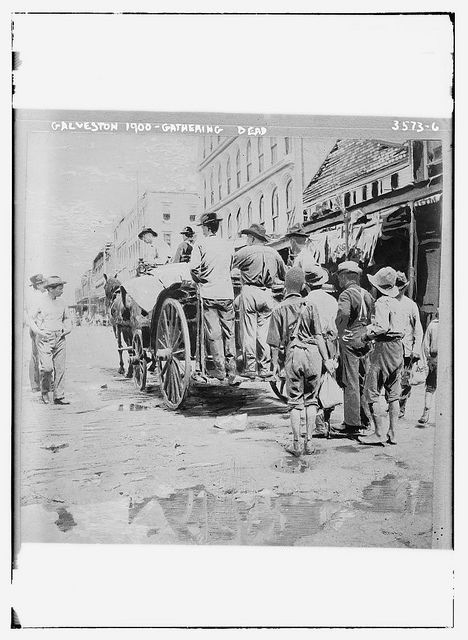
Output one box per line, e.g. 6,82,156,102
356,474,432,514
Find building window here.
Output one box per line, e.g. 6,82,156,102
371,181,380,198
362,185,368,201
352,191,357,204
236,150,241,188
259,194,264,223
227,158,231,194
247,201,252,226
344,192,351,208
303,209,309,223
391,173,399,190
210,137,214,152
163,203,171,221
218,164,222,200
285,137,291,154
210,170,214,205
163,233,171,247
203,178,207,208
236,207,242,236
271,188,279,233
270,137,277,164
190,214,196,222
258,138,264,173
246,140,252,182
285,179,293,221
227,212,232,238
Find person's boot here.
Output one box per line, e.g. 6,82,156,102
303,440,316,455
418,409,429,425
41,392,49,404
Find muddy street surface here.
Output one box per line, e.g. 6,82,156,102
19,326,436,548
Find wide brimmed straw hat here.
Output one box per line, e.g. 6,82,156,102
241,223,270,242
303,262,329,286
368,267,399,297
44,275,67,288
138,227,158,239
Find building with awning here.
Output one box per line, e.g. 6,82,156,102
270,138,443,326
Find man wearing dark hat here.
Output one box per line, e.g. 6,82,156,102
138,227,172,267
285,223,308,267
25,274,47,392
332,261,374,436
394,271,423,418
358,267,406,445
190,212,240,385
173,226,196,264
28,276,72,404
232,223,286,379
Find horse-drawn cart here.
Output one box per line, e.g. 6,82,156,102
106,263,287,410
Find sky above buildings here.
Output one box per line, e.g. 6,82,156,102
20,131,201,298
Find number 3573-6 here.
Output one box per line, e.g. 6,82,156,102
392,120,439,132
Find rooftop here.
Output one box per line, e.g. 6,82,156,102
303,139,409,204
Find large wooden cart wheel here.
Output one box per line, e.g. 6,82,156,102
270,378,288,404
132,331,147,391
155,297,192,410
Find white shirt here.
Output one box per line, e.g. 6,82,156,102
189,235,234,299
31,294,70,332
305,289,339,336
399,295,423,357
146,238,173,265
25,288,45,327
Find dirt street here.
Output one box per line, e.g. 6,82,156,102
18,325,436,548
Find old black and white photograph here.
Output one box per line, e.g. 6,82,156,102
10,10,456,630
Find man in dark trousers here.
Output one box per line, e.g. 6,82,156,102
233,223,286,379
173,226,196,263
332,261,374,436
190,212,241,386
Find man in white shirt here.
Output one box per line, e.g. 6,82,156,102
138,227,173,267
395,271,423,418
29,276,72,405
190,212,240,385
358,267,406,446
25,273,47,392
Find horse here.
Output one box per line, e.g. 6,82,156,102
103,274,134,377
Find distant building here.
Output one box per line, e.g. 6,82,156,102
113,190,201,279
198,134,306,245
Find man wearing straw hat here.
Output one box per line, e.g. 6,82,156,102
358,267,406,446
190,212,241,385
25,273,47,392
28,276,72,405
233,223,286,379
285,223,309,267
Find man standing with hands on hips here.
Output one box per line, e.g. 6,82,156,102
28,276,72,405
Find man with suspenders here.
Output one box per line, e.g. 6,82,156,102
332,261,374,436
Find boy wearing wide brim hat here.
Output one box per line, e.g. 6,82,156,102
332,261,374,437
28,275,72,405
358,267,406,445
394,271,423,419
232,223,286,379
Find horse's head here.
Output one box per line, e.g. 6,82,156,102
104,274,121,302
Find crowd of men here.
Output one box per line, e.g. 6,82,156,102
25,214,439,458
